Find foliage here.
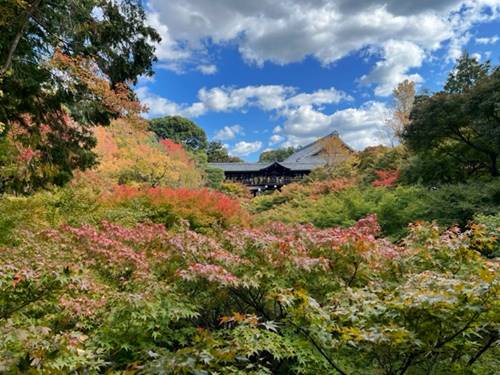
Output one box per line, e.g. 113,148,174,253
425,180,500,228
102,185,250,231
318,132,353,167
149,116,208,151
88,118,202,189
385,79,415,144
403,54,499,180
252,178,500,240
259,147,297,162
444,52,491,93
371,169,400,187
0,0,159,192
1,214,498,373
219,181,252,199
205,166,225,189
472,213,500,258
207,140,243,162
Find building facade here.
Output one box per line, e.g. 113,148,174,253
209,132,352,194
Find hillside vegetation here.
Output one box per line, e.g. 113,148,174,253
0,2,498,372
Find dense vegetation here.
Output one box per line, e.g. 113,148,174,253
0,2,498,373
259,147,297,162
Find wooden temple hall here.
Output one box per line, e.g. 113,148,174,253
209,132,352,194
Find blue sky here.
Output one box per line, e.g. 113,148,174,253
135,0,500,161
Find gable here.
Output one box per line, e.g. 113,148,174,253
259,161,292,174
283,132,352,164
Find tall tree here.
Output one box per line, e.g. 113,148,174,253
444,52,490,93
403,56,499,179
149,116,208,151
0,0,159,193
258,147,296,162
385,80,415,143
206,141,243,163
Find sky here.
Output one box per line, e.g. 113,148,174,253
135,0,500,161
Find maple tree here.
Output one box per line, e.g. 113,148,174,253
0,0,159,192
89,118,202,189
1,213,498,373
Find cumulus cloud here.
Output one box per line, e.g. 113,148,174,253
135,87,205,117
137,84,352,119
135,86,183,117
282,101,391,150
360,40,425,96
136,83,390,149
214,125,244,140
231,141,263,156
146,0,499,92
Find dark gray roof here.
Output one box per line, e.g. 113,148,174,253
209,132,352,173
209,162,322,172
209,163,271,172
281,162,323,171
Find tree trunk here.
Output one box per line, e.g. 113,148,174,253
490,153,498,177
0,0,42,76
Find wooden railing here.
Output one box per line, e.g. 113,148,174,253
227,175,304,186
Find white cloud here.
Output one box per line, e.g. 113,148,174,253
135,86,205,117
286,88,353,106
146,12,191,63
135,86,183,117
475,35,500,44
214,125,244,140
136,84,391,149
471,52,482,61
197,64,218,74
269,134,284,145
146,0,500,92
360,40,425,96
446,1,500,61
231,141,263,156
281,101,391,150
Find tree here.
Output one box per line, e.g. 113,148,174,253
90,118,202,189
0,0,159,192
149,116,208,151
319,133,352,167
385,80,415,143
403,57,499,180
258,147,296,162
444,52,490,93
206,141,243,163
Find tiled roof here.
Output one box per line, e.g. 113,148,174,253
209,132,352,173
209,163,272,172
209,161,323,172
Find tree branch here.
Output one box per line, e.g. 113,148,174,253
467,331,498,367
0,0,42,76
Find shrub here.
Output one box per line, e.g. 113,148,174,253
103,185,249,231
1,216,498,373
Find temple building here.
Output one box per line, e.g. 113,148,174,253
209,132,352,194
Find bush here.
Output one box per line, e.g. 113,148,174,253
426,180,500,227
253,179,500,240
102,185,249,232
204,166,225,189
1,216,498,373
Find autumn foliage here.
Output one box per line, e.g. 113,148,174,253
104,185,249,229
88,118,202,188
371,169,400,187
1,214,498,373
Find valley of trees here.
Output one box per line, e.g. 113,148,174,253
0,1,498,374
